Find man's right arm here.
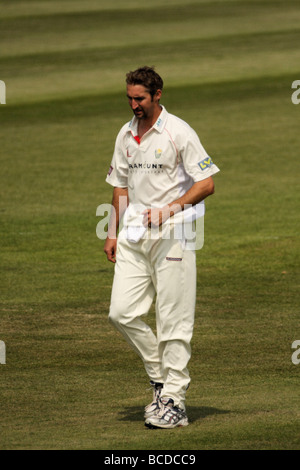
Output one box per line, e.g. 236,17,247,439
104,187,129,263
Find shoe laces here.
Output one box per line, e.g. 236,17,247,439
157,398,186,421
149,381,163,402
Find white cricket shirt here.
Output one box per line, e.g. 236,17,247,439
106,105,220,224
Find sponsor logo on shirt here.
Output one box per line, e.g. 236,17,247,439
198,156,214,170
128,162,163,171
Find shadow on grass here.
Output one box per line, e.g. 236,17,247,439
119,406,230,423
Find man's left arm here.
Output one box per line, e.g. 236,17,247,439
143,177,215,227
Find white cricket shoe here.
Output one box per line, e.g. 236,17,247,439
144,381,164,419
145,398,189,429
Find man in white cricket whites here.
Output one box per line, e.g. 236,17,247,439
104,66,220,429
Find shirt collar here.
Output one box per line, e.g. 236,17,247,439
127,105,168,135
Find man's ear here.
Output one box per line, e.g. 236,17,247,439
155,89,162,102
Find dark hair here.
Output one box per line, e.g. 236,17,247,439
126,66,163,97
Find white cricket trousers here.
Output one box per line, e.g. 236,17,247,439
108,225,196,410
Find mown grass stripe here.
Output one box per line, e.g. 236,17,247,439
0,0,295,26
0,0,298,38
1,28,300,73
0,72,296,126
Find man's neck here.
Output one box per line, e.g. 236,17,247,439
138,105,162,138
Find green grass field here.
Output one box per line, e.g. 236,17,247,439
0,0,299,450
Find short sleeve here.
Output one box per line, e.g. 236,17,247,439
105,127,128,188
181,127,220,182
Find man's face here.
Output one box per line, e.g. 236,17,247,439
126,84,161,121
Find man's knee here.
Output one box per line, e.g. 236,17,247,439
108,305,121,326
108,302,128,327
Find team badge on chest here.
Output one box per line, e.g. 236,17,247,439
155,148,162,159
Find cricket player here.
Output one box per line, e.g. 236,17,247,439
104,66,219,429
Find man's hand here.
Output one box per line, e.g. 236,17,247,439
104,237,117,263
104,187,129,263
142,177,215,228
142,206,170,228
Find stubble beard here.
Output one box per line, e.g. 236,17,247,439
134,109,147,120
